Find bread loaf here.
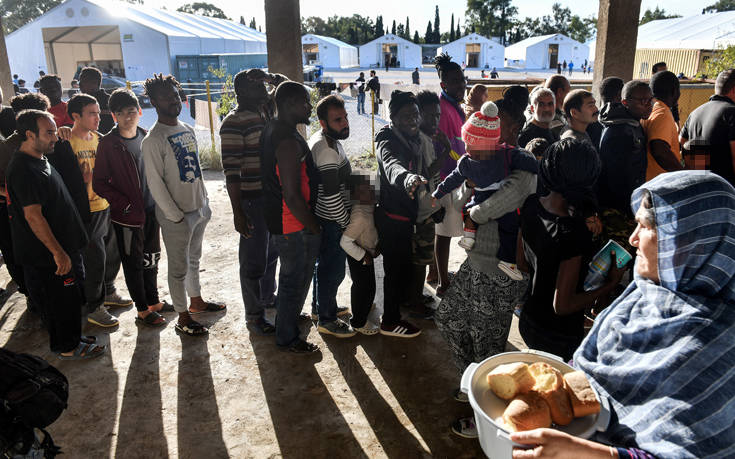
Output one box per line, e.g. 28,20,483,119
502,392,552,432
528,362,574,426
563,370,601,418
486,362,535,400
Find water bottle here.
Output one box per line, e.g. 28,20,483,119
583,240,632,291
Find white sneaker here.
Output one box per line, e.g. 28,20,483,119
458,236,475,251
498,261,524,281
354,321,380,335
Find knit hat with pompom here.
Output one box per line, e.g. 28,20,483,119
461,101,501,149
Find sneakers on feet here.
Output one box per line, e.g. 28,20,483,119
450,417,478,438
498,261,524,281
105,291,133,307
353,321,380,335
318,319,357,338
87,307,119,327
279,338,320,354
379,320,421,338
311,306,351,321
458,236,475,251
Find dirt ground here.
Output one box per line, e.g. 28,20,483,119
0,170,528,459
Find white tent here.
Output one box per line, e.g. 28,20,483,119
437,33,504,69
636,11,735,49
6,0,267,86
301,34,358,69
358,34,421,69
505,33,589,69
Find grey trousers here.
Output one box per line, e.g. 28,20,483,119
156,203,211,313
82,208,110,315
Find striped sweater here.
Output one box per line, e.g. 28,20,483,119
308,131,352,228
220,107,273,197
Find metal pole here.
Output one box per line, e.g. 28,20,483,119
205,80,216,150
371,90,375,157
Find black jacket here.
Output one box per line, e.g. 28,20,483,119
597,102,647,215
48,140,91,224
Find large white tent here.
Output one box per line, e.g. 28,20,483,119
505,33,588,69
301,34,358,69
358,34,421,69
6,0,267,86
437,33,504,69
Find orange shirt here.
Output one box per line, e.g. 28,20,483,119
641,100,681,181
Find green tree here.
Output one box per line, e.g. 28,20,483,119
177,2,229,19
391,19,396,35
456,20,461,39
506,3,595,44
703,0,735,12
405,17,410,40
640,6,681,25
425,21,433,44
433,5,440,43
700,44,735,78
450,14,455,42
466,0,517,45
374,15,384,39
413,30,421,43
249,17,257,29
1,0,61,34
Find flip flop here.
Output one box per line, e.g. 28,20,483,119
189,301,226,314
149,301,175,313
135,311,167,328
57,342,106,360
175,320,209,336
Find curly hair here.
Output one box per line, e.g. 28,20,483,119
10,93,50,113
433,52,462,80
143,73,182,99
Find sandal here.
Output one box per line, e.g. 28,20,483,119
247,317,275,335
175,320,209,336
189,301,226,314
57,342,106,360
81,335,97,344
135,311,167,327
149,301,174,313
279,338,319,354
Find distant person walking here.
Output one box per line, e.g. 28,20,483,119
568,61,574,76
412,67,420,85
355,72,366,115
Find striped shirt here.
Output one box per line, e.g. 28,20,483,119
220,107,272,197
308,131,352,228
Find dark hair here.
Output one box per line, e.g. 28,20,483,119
315,94,345,121
79,66,102,84
495,91,526,129
15,109,54,140
540,137,601,215
38,74,61,87
388,90,417,118
10,93,50,113
599,77,624,103
416,90,440,109
433,52,462,80
715,69,735,96
525,137,550,158
545,75,569,95
109,88,140,113
67,93,98,118
144,73,182,99
622,80,650,101
639,189,656,226
652,62,667,73
650,70,679,100
563,89,593,119
233,70,249,96
274,81,308,110
503,85,529,111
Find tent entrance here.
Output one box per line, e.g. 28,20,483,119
465,43,481,68
382,43,397,68
548,44,559,69
302,43,319,65
42,25,124,85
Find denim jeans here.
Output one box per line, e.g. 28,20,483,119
238,197,278,322
272,230,320,347
312,219,346,324
357,92,365,114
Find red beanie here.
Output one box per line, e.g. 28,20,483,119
462,101,501,149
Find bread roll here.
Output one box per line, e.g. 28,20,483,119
564,370,601,418
486,362,535,400
502,392,552,432
528,362,574,426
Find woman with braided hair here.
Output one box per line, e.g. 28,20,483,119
517,138,627,362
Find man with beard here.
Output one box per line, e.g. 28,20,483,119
220,68,287,336
561,89,599,148
518,87,559,148
142,74,224,337
261,82,321,353
308,95,355,338
544,75,571,137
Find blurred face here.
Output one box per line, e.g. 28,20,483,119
533,93,555,123
441,68,466,101
28,116,58,154
629,204,659,283
356,182,375,204
499,111,519,146
419,103,441,135
79,76,100,94
151,84,182,119
321,105,349,140
113,105,141,132
39,78,62,104
624,86,654,120
392,103,420,138
554,83,570,109
572,95,599,124
73,102,100,132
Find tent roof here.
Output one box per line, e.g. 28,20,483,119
302,34,356,49
505,33,584,52
636,11,735,49
442,33,503,47
360,33,419,48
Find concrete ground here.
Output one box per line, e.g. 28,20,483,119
0,168,529,458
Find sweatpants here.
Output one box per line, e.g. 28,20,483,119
374,208,412,325
156,203,211,313
346,255,375,329
112,208,161,312
82,208,110,315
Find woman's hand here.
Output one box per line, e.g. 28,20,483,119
511,429,615,458
606,250,629,286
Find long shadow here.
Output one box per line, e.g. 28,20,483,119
323,336,427,458
115,324,168,458
177,333,228,459
249,323,367,459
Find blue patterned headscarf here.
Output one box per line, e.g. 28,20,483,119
574,171,735,457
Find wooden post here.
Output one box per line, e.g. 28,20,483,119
205,80,216,149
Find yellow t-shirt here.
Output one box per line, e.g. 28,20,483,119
641,100,682,181
69,132,109,212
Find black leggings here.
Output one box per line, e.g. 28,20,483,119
346,255,375,328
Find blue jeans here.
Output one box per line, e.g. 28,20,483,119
357,92,365,114
272,230,320,347
311,219,346,324
238,197,278,322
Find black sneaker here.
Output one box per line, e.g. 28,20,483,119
279,338,320,354
379,320,421,338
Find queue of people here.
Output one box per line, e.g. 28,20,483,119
1,59,735,457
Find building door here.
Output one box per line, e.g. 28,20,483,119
465,43,481,68
548,44,558,69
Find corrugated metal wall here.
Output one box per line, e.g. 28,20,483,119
633,49,706,79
